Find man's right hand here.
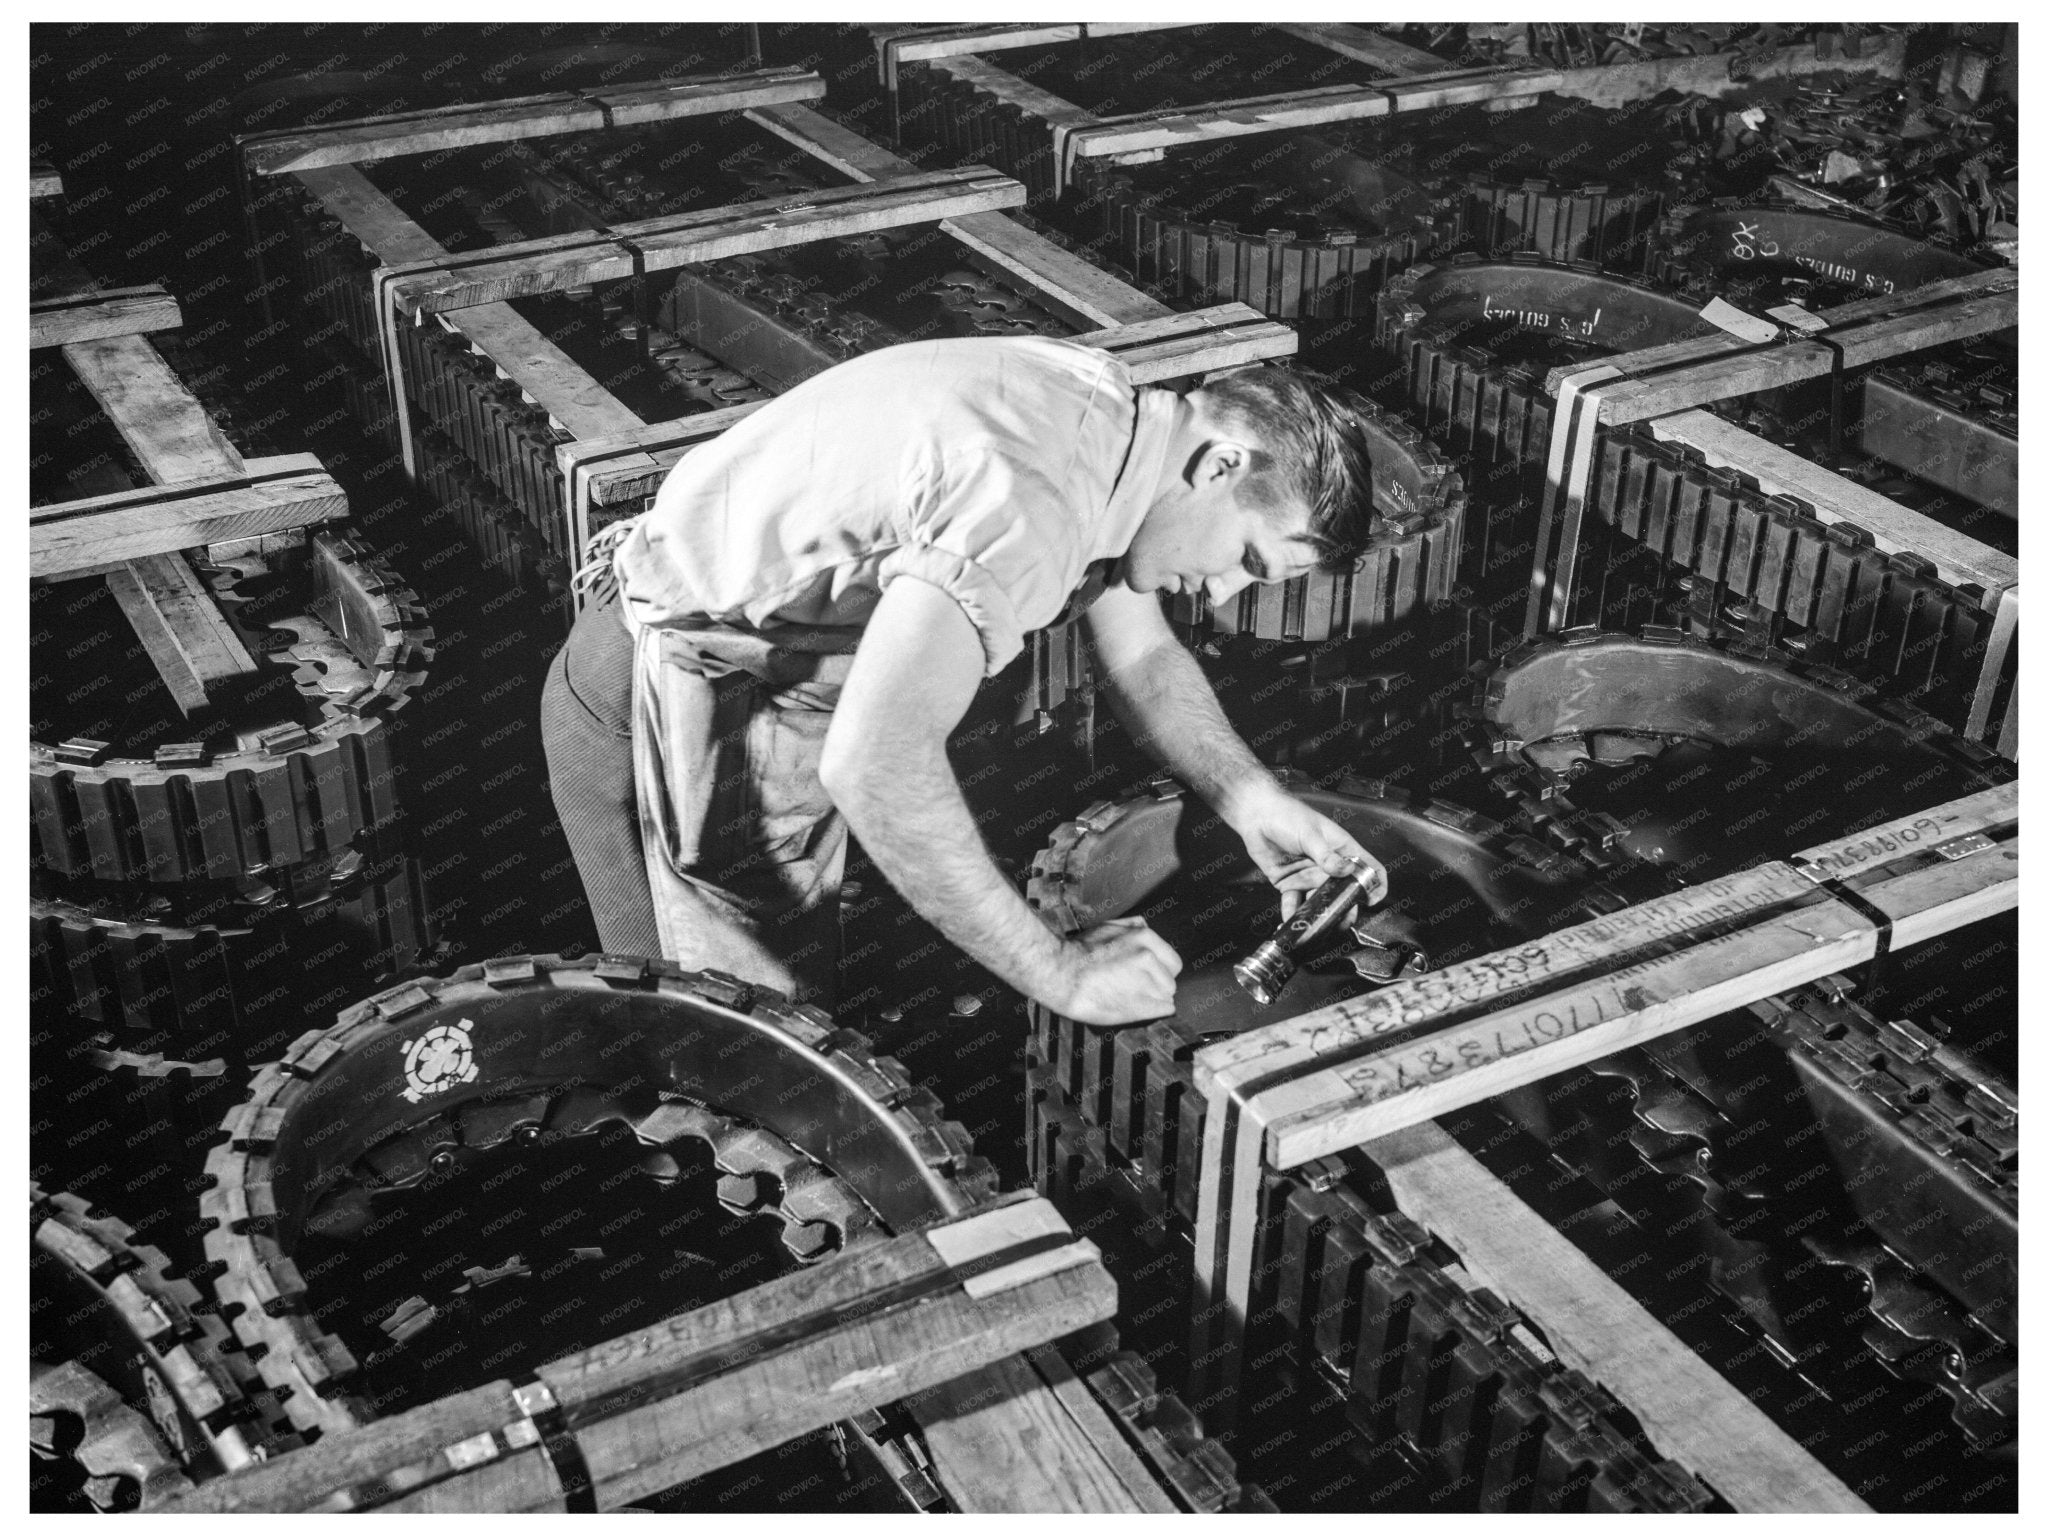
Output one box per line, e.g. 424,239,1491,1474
1053,917,1183,1026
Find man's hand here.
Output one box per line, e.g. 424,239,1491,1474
1224,779,1386,918
1054,917,1182,1026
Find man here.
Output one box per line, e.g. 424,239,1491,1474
541,335,1386,1025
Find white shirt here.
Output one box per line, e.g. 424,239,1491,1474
614,336,1177,676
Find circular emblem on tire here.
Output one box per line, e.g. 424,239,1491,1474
400,1018,480,1103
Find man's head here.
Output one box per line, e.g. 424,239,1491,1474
1120,366,1378,605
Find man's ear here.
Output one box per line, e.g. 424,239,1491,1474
1196,438,1254,488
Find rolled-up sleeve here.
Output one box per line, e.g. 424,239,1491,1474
877,448,1084,677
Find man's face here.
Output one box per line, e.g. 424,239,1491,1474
1119,480,1322,606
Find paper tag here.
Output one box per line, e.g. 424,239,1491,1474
1698,296,1781,344
1766,303,1829,335
926,1196,1070,1269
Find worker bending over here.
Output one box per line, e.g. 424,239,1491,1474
541,336,1387,1025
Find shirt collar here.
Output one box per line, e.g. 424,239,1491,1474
1096,386,1178,561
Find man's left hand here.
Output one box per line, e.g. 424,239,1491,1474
1226,781,1387,918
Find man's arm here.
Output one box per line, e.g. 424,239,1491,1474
1086,583,1385,907
820,576,1180,1025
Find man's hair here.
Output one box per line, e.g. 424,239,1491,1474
1197,366,1377,567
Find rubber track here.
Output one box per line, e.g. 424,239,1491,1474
1374,256,2008,733
1647,197,1990,305
1574,981,2017,1451
1025,767,1625,1191
1024,1073,1708,1512
1461,631,2016,1439
1459,626,2010,872
1460,174,1670,269
31,530,434,886
30,853,434,1046
1018,772,1706,1509
197,953,1002,1440
32,1182,297,1492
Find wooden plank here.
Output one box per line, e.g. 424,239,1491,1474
745,102,1170,328
61,335,243,483
1185,784,2017,1414
104,554,260,717
32,458,346,579
1792,784,2015,883
909,1351,1177,1513
293,165,647,442
240,67,824,176
384,167,1027,316
1550,32,1908,107
1065,72,1558,161
1542,269,2014,400
1647,410,2017,602
1262,842,2015,1165
30,162,62,200
1368,1120,1871,1512
31,285,182,349
1067,36,1908,161
1275,22,1448,74
1968,586,2019,749
1588,272,2017,425
160,1195,1116,1513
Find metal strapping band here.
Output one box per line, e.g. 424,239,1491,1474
511,1374,597,1512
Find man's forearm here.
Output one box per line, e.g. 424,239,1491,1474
829,742,1072,1005
1097,637,1281,824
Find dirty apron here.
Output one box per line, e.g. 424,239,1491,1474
621,606,858,1009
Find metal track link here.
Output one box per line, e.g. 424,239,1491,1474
198,953,998,1440
1084,159,1440,322
32,530,433,888
1459,176,1671,271
1374,258,2007,730
1023,1073,1707,1511
31,1181,297,1502
1054,1321,1277,1512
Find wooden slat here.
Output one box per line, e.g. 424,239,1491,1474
1275,22,1448,74
32,457,346,579
31,285,182,349
1368,1121,1871,1512
1065,72,1555,160
384,167,1027,316
240,67,824,175
1263,839,2016,1165
908,1350,1178,1513
745,102,1170,329
879,21,1194,69
1186,784,2017,1418
294,164,647,442
62,334,243,483
1066,35,1907,161
1549,31,1907,107
1586,271,2017,426
158,1196,1115,1513
104,554,260,717
30,163,62,200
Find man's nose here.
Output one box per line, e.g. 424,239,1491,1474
1204,569,1254,605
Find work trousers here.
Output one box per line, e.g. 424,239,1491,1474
540,590,848,1006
